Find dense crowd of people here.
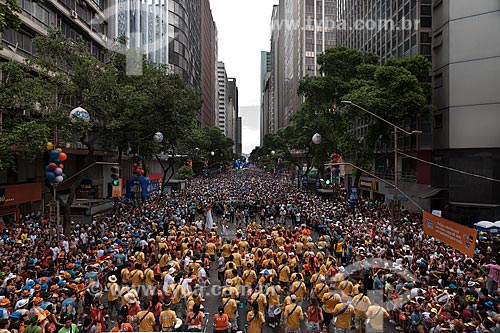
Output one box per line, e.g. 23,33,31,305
0,168,498,333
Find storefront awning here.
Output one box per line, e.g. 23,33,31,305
414,187,447,199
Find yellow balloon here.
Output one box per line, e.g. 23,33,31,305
56,148,62,152
47,142,54,150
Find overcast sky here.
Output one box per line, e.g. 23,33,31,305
210,0,274,153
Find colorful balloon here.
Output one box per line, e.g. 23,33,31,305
54,175,64,183
59,152,67,161
54,168,63,176
59,164,64,169
50,150,60,160
48,163,57,171
46,172,55,180
56,148,62,153
47,142,54,151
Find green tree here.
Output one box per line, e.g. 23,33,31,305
0,0,21,33
297,46,433,185
177,165,195,180
0,29,201,231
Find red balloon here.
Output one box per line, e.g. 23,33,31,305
59,152,68,161
59,164,64,169
48,163,57,171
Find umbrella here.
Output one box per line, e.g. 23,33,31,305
260,269,271,275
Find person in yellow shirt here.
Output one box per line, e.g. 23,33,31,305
121,264,131,285
332,295,355,332
246,302,265,333
144,263,156,292
158,249,170,269
242,264,257,287
135,250,145,265
159,302,177,332
322,285,342,329
290,274,307,307
222,279,240,300
129,264,144,294
365,300,390,332
107,275,120,316
337,278,354,296
277,261,291,286
168,276,185,318
136,305,156,332
352,287,371,333
313,276,328,300
249,287,267,314
222,290,239,331
206,241,217,261
284,295,304,333
266,279,282,329
288,253,297,271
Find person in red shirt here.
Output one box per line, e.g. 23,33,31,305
213,306,230,333
306,298,323,333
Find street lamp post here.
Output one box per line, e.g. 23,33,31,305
340,101,422,240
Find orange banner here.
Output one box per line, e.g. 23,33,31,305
423,211,477,257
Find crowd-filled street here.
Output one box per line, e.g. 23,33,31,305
0,168,498,333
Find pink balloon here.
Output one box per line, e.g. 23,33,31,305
48,163,57,171
54,168,63,176
54,175,64,183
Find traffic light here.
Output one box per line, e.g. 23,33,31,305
111,166,120,186
325,179,331,185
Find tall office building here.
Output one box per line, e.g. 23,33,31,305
2,0,108,63
336,0,434,212
337,0,432,62
110,0,168,65
217,61,228,135
111,0,201,87
227,78,241,156
260,51,272,146
262,0,337,139
200,0,217,128
432,0,500,222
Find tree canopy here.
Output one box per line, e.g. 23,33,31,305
253,46,433,184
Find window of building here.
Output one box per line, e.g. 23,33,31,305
421,17,432,28
434,114,443,129
434,73,443,88
2,29,34,56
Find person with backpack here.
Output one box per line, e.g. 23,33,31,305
284,295,304,333
246,302,265,333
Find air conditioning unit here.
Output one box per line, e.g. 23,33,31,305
22,110,31,117
70,10,78,19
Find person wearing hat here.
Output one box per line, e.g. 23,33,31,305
222,279,239,300
284,294,304,333
0,299,10,319
107,275,120,319
159,302,177,332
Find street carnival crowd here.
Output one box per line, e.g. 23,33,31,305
0,168,498,333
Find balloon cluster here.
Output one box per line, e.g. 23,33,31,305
331,153,341,164
133,154,145,176
45,142,68,183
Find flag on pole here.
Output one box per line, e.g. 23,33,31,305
206,205,214,230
